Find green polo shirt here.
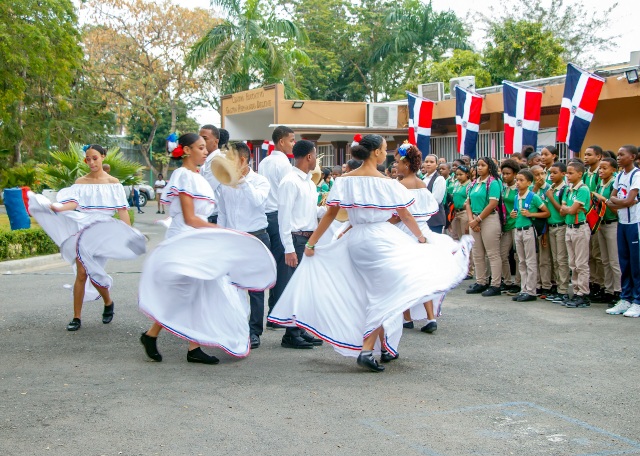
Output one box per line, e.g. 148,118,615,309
446,175,456,197
514,191,545,229
544,168,553,185
563,182,591,224
452,181,471,211
582,168,600,193
546,184,566,225
502,183,517,232
596,177,618,222
467,177,502,214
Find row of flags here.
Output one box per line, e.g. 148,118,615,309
407,63,606,158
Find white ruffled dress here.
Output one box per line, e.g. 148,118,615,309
268,176,473,358
28,184,147,301
138,167,276,357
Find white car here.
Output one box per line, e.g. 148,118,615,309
125,183,155,207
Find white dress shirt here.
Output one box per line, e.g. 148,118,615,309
200,149,222,214
423,172,446,204
278,167,322,254
258,150,292,213
217,169,270,232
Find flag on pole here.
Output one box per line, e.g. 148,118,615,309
557,63,605,154
502,81,543,154
261,140,275,155
455,86,483,158
407,91,434,157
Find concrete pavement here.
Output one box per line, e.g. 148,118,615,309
1,209,639,456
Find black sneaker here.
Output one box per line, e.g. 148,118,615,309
566,295,590,308
466,283,489,294
506,285,521,296
420,321,438,333
517,293,537,302
481,286,501,297
538,288,551,299
545,293,559,302
552,294,569,305
512,293,523,301
403,321,414,329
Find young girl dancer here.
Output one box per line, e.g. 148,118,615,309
268,135,472,372
28,145,147,331
138,133,276,364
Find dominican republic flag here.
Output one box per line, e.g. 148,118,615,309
502,81,543,154
407,91,434,157
455,85,483,158
557,63,605,153
262,140,275,154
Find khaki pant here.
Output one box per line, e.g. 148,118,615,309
566,224,591,296
537,236,553,289
589,232,604,286
548,225,570,294
471,212,502,287
451,210,474,275
515,227,537,295
598,222,622,293
500,229,515,285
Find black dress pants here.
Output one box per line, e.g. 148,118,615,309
248,230,270,336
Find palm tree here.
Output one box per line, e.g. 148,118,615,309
186,0,308,98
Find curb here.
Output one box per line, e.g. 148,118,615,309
0,254,67,274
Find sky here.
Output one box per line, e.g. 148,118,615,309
176,0,638,125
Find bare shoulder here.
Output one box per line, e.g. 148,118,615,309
75,176,89,184
107,176,120,184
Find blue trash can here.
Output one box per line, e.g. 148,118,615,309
4,187,31,230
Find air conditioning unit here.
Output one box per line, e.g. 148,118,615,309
366,104,399,128
449,76,476,98
418,82,445,101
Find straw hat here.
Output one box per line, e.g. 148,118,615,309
310,154,325,186
211,145,243,187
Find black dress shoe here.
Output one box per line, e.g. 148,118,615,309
187,347,219,364
66,318,81,331
281,334,314,349
481,286,501,297
138,211,144,214
357,352,385,372
421,321,438,333
250,333,260,349
403,321,414,329
102,302,115,324
140,332,162,362
380,350,399,363
466,283,489,294
266,320,285,330
300,331,323,346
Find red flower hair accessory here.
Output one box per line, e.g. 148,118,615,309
351,134,362,148
171,144,184,158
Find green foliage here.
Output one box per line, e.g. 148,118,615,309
0,228,59,261
484,19,566,85
406,50,491,94
37,142,144,190
0,162,42,192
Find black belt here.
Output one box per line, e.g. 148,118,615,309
601,219,617,225
567,222,585,229
266,211,278,216
292,231,314,238
248,228,267,236
548,223,565,227
516,226,531,231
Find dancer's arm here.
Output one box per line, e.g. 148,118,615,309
180,193,217,228
117,208,131,226
397,207,426,242
304,206,340,256
50,201,78,212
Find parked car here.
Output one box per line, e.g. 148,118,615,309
125,183,155,207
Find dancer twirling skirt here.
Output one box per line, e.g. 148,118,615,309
268,135,473,372
28,144,147,331
138,133,276,364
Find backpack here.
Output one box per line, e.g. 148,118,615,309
516,191,547,237
444,192,455,229
580,194,606,234
483,176,507,229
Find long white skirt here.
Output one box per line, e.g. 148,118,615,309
138,228,276,357
28,192,147,301
268,221,473,358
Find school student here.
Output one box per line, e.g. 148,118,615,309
560,161,592,308
593,157,621,304
605,145,640,317
531,165,553,297
583,145,605,300
499,159,520,294
511,169,550,302
544,163,571,304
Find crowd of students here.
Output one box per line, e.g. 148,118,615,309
323,144,640,316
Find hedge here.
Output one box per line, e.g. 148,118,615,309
0,227,59,261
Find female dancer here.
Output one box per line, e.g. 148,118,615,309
465,157,503,297
138,133,276,364
268,135,472,372
29,145,146,331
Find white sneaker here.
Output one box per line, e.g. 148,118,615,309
606,300,631,315
623,303,640,318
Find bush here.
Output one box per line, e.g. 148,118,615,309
114,209,135,226
0,228,59,261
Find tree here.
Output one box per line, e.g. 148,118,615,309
0,0,83,163
187,0,308,98
483,19,566,85
82,0,216,175
482,0,619,65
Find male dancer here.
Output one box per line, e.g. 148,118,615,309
216,142,271,349
276,140,324,348
199,124,222,223
258,126,295,328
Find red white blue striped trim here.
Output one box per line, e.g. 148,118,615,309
326,198,415,210
164,186,216,204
